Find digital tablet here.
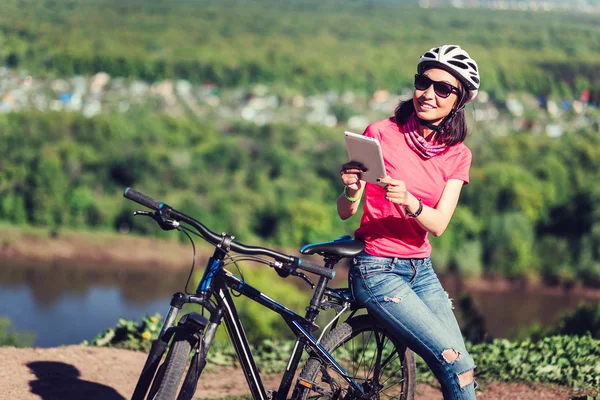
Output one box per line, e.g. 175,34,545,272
344,131,387,186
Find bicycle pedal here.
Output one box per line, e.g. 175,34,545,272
266,389,277,400
296,378,314,389
296,378,333,397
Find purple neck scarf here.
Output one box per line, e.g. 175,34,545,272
402,114,447,159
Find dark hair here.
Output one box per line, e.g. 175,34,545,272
394,78,469,147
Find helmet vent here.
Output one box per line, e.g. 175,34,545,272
454,54,469,60
471,76,480,84
468,62,478,72
423,51,437,59
447,60,468,70
444,45,458,54
432,48,440,54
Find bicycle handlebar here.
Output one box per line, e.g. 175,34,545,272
124,187,163,211
123,188,335,280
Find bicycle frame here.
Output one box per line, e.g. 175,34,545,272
157,245,363,400
122,189,368,400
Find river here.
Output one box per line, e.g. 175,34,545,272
1,259,598,347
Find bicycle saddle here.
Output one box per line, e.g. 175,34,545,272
300,235,364,258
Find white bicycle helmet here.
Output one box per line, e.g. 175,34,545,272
417,44,480,102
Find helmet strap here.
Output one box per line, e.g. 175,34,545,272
416,106,459,135
416,116,444,134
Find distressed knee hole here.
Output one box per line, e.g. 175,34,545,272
445,291,454,310
383,296,402,303
458,369,474,388
441,348,460,363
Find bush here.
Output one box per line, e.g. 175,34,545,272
470,335,600,389
82,313,162,352
414,334,600,389
521,302,600,341
0,317,35,347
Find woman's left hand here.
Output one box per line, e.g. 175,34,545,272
378,176,409,205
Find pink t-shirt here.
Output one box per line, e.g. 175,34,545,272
354,117,472,258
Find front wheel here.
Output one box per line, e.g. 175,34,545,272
295,314,416,400
147,335,193,400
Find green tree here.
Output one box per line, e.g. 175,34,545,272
26,149,69,227
485,212,535,279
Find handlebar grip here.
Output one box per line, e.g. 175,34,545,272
297,258,336,280
123,187,163,211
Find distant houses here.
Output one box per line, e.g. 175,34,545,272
419,0,600,13
0,66,598,137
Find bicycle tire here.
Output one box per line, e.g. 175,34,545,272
149,336,193,400
295,314,416,400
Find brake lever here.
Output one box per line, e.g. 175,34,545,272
272,262,313,288
271,260,314,288
132,209,180,231
292,271,315,289
133,210,154,217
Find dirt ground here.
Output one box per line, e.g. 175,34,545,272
0,345,595,400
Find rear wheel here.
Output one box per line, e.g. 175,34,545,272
295,314,416,400
148,336,193,400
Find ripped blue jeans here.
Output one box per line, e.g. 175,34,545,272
349,253,477,399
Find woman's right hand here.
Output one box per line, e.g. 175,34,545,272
340,161,367,191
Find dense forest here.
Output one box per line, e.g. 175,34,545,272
1,109,600,286
1,0,600,286
1,0,600,98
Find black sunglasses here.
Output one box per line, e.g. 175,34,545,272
414,74,458,99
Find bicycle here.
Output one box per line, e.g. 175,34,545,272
124,187,417,400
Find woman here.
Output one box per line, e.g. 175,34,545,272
338,44,480,399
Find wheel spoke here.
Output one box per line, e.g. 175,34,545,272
378,351,402,387
365,330,377,380
295,315,416,400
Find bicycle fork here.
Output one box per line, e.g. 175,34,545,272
177,312,221,400
131,292,218,400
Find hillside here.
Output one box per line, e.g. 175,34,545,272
1,0,600,96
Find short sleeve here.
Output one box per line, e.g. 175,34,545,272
449,146,472,184
362,121,384,141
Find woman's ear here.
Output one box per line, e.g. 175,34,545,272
454,86,467,109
